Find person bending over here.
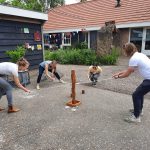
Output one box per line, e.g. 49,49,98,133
0,58,30,113
36,60,65,90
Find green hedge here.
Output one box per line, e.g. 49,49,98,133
45,48,119,65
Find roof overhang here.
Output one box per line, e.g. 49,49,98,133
116,22,150,28
43,21,150,33
43,26,101,33
0,5,48,21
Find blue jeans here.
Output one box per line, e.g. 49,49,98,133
89,73,100,82
0,77,13,106
37,65,60,83
132,79,150,118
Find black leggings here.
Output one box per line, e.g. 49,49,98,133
132,79,150,118
37,66,60,83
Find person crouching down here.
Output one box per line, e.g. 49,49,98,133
36,60,65,90
0,58,30,113
88,64,102,85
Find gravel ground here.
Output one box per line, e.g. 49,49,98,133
29,56,150,98
1,57,150,150
50,56,150,99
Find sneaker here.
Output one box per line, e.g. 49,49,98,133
129,109,143,116
92,80,96,86
124,114,141,123
59,79,65,83
91,82,95,86
36,84,40,90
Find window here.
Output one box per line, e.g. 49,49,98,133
145,29,150,50
63,33,71,46
130,28,143,52
44,34,50,45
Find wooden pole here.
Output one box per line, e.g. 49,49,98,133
71,70,76,103
66,70,81,107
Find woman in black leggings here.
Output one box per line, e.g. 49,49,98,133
36,60,65,90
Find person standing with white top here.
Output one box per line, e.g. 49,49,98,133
0,58,30,113
113,43,150,123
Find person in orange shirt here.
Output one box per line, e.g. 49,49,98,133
88,64,102,85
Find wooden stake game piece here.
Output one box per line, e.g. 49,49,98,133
66,70,81,107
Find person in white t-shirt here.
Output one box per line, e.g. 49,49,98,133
0,58,30,113
113,43,150,123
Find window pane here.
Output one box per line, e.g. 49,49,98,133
64,33,71,45
145,29,150,50
130,28,143,41
130,28,143,52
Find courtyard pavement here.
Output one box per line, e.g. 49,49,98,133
0,57,150,150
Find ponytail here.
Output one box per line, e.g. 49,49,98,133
17,57,29,67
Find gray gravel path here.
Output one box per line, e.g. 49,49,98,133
55,56,150,98
0,57,150,150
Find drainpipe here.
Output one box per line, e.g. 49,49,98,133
77,31,79,44
88,31,90,49
41,24,45,61
62,32,64,49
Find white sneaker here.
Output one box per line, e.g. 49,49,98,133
59,79,65,83
129,109,143,116
124,114,141,123
36,84,40,90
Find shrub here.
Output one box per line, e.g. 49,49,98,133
44,47,119,65
76,41,88,49
80,41,88,49
6,46,26,63
97,47,119,65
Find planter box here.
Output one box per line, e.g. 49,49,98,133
18,70,30,87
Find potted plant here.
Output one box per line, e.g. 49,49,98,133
5,46,26,63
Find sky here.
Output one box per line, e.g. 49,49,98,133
65,0,79,5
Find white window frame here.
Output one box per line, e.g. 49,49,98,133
142,27,150,55
62,32,71,46
130,27,150,55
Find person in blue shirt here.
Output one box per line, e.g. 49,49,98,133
36,60,65,90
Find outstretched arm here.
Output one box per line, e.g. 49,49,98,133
45,64,55,80
87,68,92,80
113,67,135,79
13,76,30,92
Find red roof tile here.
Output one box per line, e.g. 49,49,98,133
43,0,150,31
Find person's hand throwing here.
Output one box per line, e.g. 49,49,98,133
112,73,120,79
24,88,31,93
49,76,55,81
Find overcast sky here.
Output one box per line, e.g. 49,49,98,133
65,0,79,5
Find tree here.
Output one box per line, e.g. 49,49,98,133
41,0,65,11
0,0,65,12
0,0,5,3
